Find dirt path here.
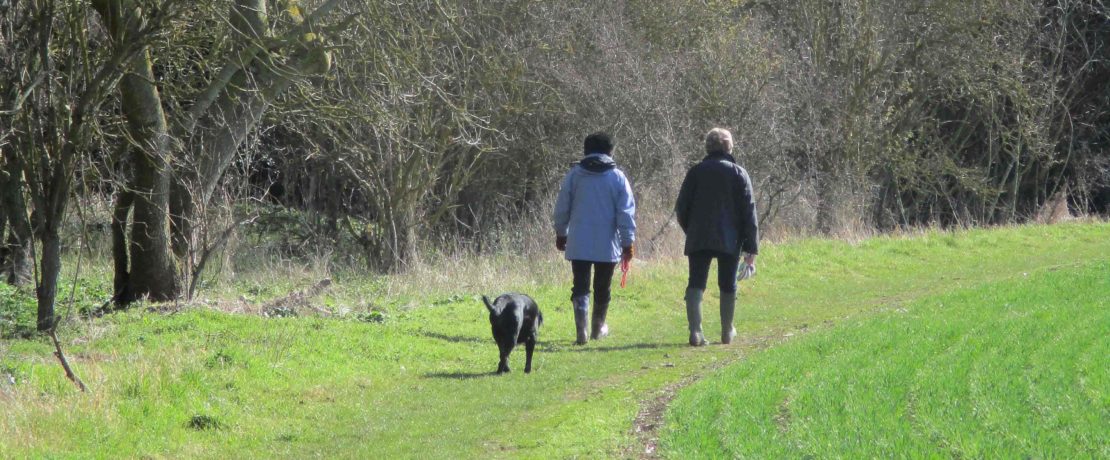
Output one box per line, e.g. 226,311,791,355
624,331,794,459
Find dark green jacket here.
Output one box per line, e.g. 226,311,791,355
674,153,759,256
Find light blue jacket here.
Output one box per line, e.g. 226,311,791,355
553,154,637,263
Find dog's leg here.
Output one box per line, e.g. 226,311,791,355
524,336,535,373
498,348,511,374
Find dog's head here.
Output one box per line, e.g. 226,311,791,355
483,295,523,344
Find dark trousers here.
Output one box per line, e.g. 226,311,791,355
570,260,617,306
687,250,740,294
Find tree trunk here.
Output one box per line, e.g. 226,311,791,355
37,229,62,331
3,216,33,286
117,49,180,301
92,0,182,303
1,149,33,286
386,215,418,273
0,173,8,279
35,163,72,332
111,189,133,305
0,204,6,273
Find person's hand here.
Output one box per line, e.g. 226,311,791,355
621,245,634,264
738,252,757,281
556,235,567,251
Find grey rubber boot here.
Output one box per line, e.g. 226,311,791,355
591,301,610,340
720,291,737,344
685,288,707,346
573,296,590,345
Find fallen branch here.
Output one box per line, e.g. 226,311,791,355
48,329,87,393
261,278,333,317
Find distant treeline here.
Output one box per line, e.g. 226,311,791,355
254,0,1110,266
1,1,1108,326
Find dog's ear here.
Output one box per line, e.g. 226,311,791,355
481,295,496,314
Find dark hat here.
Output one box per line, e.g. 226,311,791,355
583,132,615,155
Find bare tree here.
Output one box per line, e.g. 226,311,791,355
1,0,173,329
96,0,349,304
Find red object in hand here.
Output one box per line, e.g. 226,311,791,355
620,246,633,288
556,235,567,251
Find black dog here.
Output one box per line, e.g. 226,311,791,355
482,293,543,374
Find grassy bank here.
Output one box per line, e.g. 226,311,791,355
1,222,1107,458
661,239,1109,458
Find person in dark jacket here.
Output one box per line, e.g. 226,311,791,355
674,128,758,346
553,132,637,345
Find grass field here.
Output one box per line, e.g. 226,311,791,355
1,222,1107,458
660,259,1109,458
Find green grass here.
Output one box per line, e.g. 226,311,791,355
661,252,1109,458
1,222,1108,458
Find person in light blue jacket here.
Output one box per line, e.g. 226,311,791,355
553,132,636,345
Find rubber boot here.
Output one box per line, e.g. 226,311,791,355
591,301,610,340
685,288,707,346
573,296,590,345
720,291,737,344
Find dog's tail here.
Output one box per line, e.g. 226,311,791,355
537,310,544,327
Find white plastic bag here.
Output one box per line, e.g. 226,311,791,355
737,253,756,281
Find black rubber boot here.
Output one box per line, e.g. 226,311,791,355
591,302,610,340
720,292,737,344
573,296,589,345
685,288,707,346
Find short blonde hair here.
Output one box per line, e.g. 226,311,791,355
705,128,733,155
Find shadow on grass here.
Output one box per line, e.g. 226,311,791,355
562,342,684,353
422,371,499,380
417,330,681,354
417,330,486,345
531,340,683,353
